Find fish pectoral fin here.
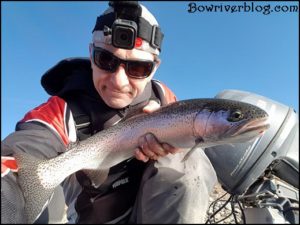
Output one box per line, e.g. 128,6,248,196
84,169,110,188
181,138,204,162
181,145,198,162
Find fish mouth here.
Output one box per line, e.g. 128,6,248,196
232,117,270,136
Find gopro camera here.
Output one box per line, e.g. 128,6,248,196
94,1,163,51
108,1,140,49
111,19,137,49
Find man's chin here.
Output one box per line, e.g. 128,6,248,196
104,98,132,109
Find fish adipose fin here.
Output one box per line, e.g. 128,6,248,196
14,151,55,223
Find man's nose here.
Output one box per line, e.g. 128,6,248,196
110,64,130,87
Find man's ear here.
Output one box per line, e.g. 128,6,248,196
147,58,161,81
89,43,93,60
155,58,161,69
89,44,95,70
151,57,161,76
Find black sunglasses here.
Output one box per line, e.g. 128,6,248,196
92,45,156,79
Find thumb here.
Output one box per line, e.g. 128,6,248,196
143,100,160,113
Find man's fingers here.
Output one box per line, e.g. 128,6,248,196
138,135,158,158
134,133,183,162
134,148,149,162
144,134,168,157
162,143,183,154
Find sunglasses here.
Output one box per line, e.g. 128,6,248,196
92,45,156,79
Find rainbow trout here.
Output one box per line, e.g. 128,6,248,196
15,98,269,223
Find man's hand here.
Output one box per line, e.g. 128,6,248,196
134,100,182,162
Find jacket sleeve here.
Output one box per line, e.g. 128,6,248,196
1,96,77,223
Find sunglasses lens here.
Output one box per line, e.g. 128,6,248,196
93,46,155,79
94,49,118,72
128,61,154,78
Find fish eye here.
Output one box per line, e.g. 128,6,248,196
228,110,244,122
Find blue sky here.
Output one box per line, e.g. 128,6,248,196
2,1,299,139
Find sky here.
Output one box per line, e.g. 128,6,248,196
1,1,299,139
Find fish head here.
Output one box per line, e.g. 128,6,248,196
193,99,270,145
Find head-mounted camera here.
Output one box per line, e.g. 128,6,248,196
108,18,137,49
109,1,139,49
93,1,164,51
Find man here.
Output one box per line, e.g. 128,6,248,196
1,1,217,223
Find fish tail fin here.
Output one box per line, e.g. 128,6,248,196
14,152,55,223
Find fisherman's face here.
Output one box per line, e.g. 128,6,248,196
89,42,160,109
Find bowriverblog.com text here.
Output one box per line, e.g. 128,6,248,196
187,2,299,15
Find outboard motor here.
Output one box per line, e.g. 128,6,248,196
205,89,299,224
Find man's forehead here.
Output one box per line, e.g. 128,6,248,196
93,41,155,60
